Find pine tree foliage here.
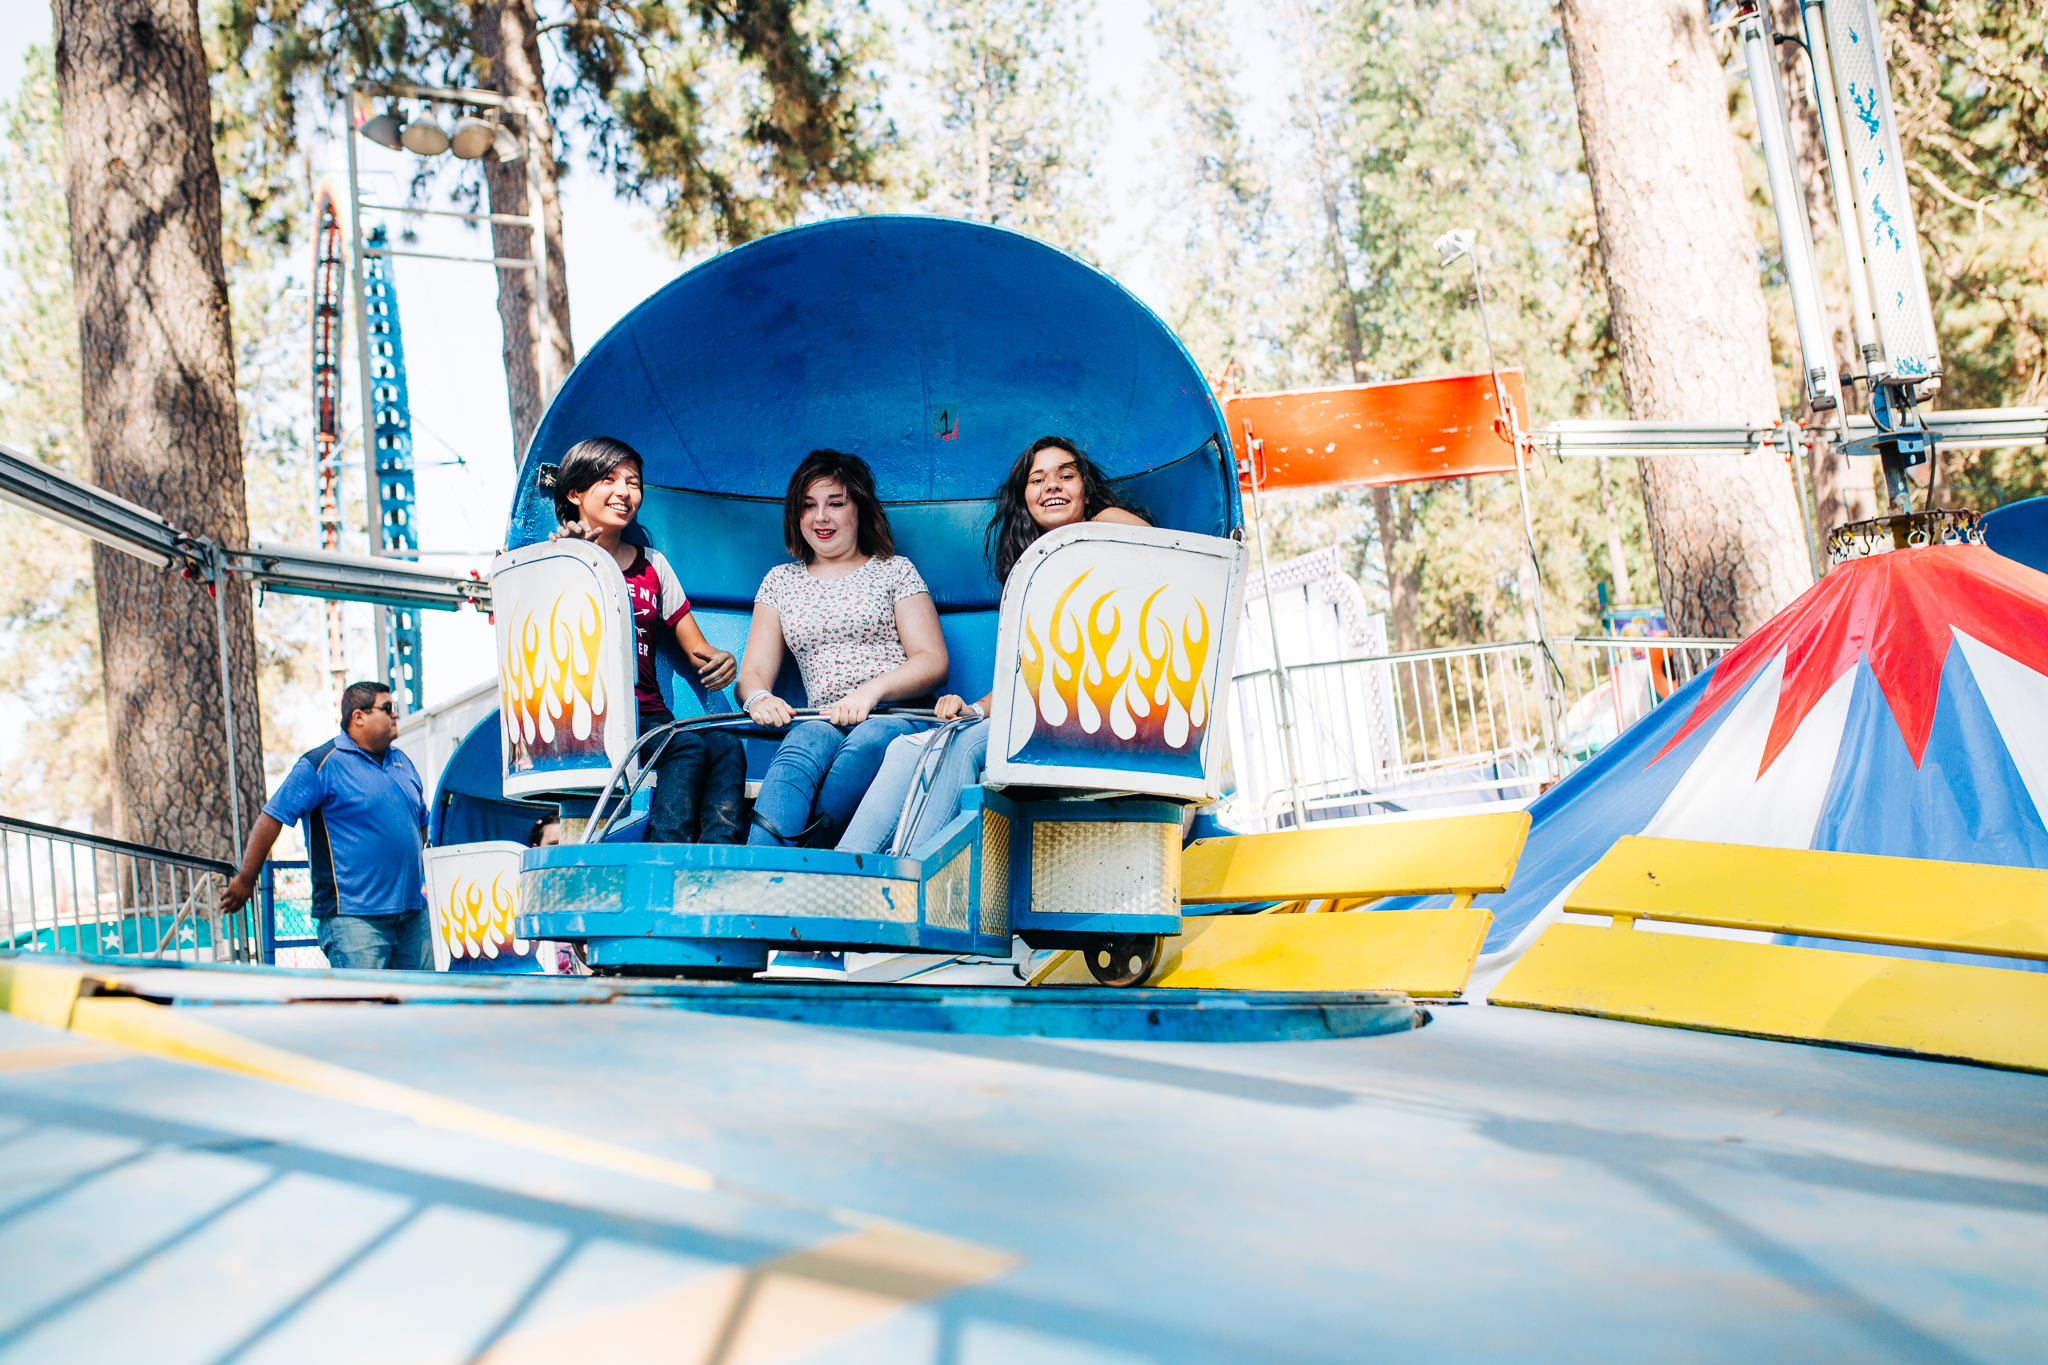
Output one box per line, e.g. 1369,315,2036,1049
216,0,889,252
0,46,105,826
901,0,1104,255
1142,0,1292,381
1887,1,2048,506
1167,0,1653,649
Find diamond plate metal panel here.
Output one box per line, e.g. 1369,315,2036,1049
1029,821,1179,917
521,866,627,915
671,869,917,922
924,846,973,931
979,811,1011,938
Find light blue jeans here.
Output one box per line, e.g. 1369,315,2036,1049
747,716,926,847
837,720,989,858
317,908,432,971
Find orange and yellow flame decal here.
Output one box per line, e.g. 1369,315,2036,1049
1015,571,1217,761
436,871,530,963
499,590,610,772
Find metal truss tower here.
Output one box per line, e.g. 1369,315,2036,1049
308,185,349,705
360,224,425,712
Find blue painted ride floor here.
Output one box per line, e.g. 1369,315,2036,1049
2,985,2045,1362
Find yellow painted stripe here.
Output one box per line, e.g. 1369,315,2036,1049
0,959,88,1030
1489,922,2048,1074
0,957,1019,1362
1568,837,2048,959
0,960,1013,1248
67,994,723,1192
1025,950,1076,986
1181,810,1529,904
0,1041,130,1073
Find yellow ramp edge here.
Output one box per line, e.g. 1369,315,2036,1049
1573,837,2048,959
1181,811,1529,904
1043,909,1492,996
1489,922,2048,1074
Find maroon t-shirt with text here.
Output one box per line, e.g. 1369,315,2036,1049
622,547,690,721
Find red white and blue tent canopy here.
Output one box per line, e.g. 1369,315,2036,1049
1474,544,2048,966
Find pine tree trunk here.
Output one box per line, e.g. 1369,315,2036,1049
1558,0,1814,637
52,0,264,859
473,0,574,464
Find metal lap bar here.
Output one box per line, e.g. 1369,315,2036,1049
583,708,940,844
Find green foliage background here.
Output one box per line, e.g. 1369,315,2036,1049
0,0,2043,826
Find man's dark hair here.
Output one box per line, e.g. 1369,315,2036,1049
341,680,392,728
781,449,894,563
985,436,1142,582
552,436,644,524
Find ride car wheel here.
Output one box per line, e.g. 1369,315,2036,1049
1084,934,1162,987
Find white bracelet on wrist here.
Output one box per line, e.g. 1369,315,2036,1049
967,702,986,719
742,689,772,712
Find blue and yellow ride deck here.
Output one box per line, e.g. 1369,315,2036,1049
3,951,2044,1361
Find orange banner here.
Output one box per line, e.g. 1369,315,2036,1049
1223,370,1528,492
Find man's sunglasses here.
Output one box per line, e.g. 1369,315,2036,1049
369,702,398,716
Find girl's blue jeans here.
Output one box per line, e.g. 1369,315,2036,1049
836,720,989,858
746,716,926,847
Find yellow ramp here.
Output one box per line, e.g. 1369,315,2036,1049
1491,921,2048,1074
1181,811,1528,908
1573,837,2048,958
1040,909,1492,996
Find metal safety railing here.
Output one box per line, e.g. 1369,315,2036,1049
1224,635,1737,830
0,814,254,963
257,859,327,968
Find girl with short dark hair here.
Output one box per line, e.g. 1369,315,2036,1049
549,436,746,843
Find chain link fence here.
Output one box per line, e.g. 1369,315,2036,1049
258,860,328,968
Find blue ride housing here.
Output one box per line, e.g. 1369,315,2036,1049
445,216,1244,977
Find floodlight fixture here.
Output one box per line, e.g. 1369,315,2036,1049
449,115,497,160
1432,229,1476,268
400,119,451,156
360,111,405,151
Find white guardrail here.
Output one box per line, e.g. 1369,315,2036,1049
1222,636,1737,831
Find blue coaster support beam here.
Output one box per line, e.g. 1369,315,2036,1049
361,225,424,712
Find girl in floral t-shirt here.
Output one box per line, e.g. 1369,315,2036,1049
736,450,948,849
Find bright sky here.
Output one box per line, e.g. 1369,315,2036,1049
0,0,1291,728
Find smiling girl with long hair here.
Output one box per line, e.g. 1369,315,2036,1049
836,436,1147,859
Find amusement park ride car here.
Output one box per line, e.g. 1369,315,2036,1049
429,216,1248,985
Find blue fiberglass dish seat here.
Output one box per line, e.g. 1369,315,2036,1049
496,215,1243,979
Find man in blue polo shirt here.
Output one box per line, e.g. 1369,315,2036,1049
221,680,431,970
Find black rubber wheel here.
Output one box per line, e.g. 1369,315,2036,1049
1084,934,1163,987
594,963,755,980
